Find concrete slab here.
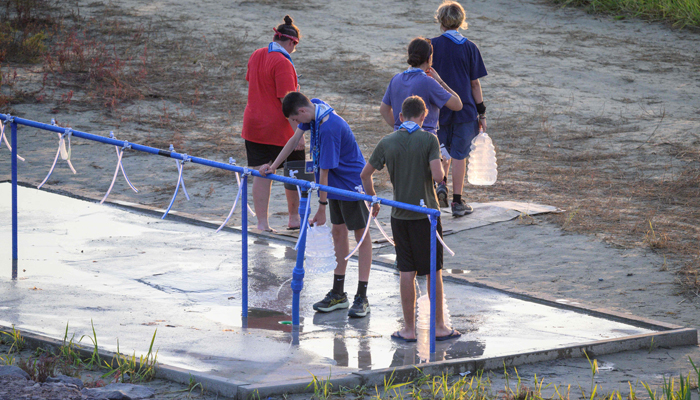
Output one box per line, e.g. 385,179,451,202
0,183,695,398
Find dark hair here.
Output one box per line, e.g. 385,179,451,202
401,96,427,120
282,91,312,118
407,37,432,67
274,15,301,43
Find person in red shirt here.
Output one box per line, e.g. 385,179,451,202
242,15,305,232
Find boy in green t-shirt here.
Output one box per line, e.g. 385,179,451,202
360,96,460,342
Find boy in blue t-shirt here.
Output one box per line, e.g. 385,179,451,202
431,1,488,217
259,91,372,318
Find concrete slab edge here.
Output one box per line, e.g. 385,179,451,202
6,323,694,399
155,364,240,398
224,327,698,399
354,327,698,388
236,374,361,400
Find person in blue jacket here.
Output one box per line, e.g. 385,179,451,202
259,92,372,319
431,1,488,216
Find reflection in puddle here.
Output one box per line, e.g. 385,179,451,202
303,311,486,370
445,269,470,274
244,307,299,333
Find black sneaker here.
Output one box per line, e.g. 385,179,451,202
348,295,370,318
436,182,449,208
313,290,350,313
451,199,474,217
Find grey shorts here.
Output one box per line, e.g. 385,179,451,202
328,200,369,231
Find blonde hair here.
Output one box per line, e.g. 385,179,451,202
435,1,468,30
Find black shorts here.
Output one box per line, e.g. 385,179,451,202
245,140,304,168
329,200,369,231
391,216,443,276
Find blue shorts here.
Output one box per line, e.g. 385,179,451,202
437,120,480,160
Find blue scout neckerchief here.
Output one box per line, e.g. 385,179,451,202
311,103,334,172
399,121,420,133
403,67,427,76
442,30,467,45
268,42,298,77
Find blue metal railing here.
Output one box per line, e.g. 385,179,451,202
1,113,443,354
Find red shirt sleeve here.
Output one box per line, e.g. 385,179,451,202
273,58,298,98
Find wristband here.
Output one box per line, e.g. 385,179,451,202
476,102,486,115
318,200,328,205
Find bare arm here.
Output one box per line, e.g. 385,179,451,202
311,168,330,225
360,163,380,216
379,102,395,128
471,79,486,130
427,67,462,111
259,127,305,175
430,159,444,183
470,80,483,104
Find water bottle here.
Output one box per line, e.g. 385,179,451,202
467,130,497,186
416,294,451,330
304,224,337,273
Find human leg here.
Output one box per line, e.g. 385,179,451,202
451,157,473,216
245,140,277,231
425,270,459,337
252,175,274,231
452,158,467,199
436,126,452,208
285,188,300,229
348,227,372,318
391,217,419,340
331,223,350,276
397,270,417,340
311,222,351,313
328,200,372,318
354,228,372,282
448,121,479,216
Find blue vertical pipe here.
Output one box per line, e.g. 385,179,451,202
241,174,248,318
291,193,308,326
429,215,437,354
11,121,18,280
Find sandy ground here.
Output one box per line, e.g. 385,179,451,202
1,0,699,397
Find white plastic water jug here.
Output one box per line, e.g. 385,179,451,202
304,224,337,274
467,130,497,186
416,293,451,330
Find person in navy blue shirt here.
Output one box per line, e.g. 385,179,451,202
259,92,373,318
431,1,488,217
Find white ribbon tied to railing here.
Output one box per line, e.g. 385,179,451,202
161,145,191,219
38,121,77,189
419,199,455,257
0,120,25,162
100,132,139,204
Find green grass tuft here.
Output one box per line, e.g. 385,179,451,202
551,0,700,29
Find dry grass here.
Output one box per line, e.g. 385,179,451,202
473,110,700,296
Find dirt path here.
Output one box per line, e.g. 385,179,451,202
1,0,699,394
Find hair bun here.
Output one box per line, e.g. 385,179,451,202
284,15,293,25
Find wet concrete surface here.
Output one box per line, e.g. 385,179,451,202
0,183,659,384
